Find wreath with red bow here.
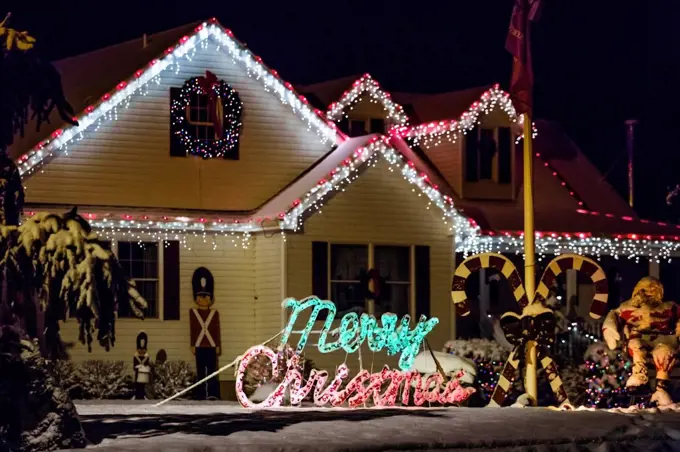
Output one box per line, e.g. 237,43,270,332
171,71,243,159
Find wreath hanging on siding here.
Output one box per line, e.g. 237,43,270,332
171,71,243,159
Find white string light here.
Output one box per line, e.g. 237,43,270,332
327,73,409,126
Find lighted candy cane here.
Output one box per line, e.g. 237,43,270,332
450,252,608,407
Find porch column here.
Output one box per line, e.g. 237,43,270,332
649,259,660,279
566,269,578,318
450,236,457,339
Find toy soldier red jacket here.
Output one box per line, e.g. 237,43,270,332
190,308,221,348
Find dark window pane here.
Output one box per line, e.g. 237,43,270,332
479,128,496,180
330,245,368,281
375,246,410,282
331,282,365,316
198,108,208,123
144,261,158,279
131,261,144,279
370,118,385,134
349,120,366,137
498,127,512,184
142,243,158,261
118,242,131,260
136,281,158,318
376,283,409,317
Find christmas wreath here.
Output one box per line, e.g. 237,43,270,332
171,71,243,159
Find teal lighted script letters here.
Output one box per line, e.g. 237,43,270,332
279,296,439,370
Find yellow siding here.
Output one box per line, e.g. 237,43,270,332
285,158,454,374
346,96,391,123
254,234,284,341
421,140,463,195
59,236,256,381
24,45,330,211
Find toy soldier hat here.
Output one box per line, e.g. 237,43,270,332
136,331,148,350
192,267,214,300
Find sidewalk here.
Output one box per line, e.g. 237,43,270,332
73,402,680,451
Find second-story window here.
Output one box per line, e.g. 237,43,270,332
465,126,512,184
187,91,216,142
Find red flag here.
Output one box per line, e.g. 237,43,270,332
506,0,542,115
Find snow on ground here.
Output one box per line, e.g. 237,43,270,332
68,401,680,451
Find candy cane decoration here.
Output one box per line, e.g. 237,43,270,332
534,253,609,319
451,252,608,407
451,253,527,316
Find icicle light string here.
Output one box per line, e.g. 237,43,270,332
18,20,339,179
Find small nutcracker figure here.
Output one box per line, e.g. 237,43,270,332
602,276,680,406
190,267,221,400
133,332,151,400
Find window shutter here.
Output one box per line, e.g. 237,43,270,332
312,241,329,299
163,240,181,320
169,87,187,157
414,245,430,318
338,117,349,135
465,126,479,182
498,127,512,184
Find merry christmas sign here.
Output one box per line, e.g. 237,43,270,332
235,296,474,408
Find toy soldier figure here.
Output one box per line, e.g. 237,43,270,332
133,332,151,400
190,267,221,400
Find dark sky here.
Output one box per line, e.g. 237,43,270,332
8,1,678,220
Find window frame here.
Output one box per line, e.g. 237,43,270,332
465,126,515,184
111,240,165,321
325,242,417,318
185,92,217,142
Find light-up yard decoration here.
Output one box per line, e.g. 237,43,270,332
235,296,475,408
451,253,608,407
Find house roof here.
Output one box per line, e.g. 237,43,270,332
11,19,340,178
9,21,202,161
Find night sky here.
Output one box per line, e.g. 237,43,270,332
8,1,678,220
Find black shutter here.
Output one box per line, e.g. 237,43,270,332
163,240,181,320
169,87,187,157
415,246,430,318
465,126,479,182
370,118,385,134
312,241,329,299
338,117,349,135
498,127,512,184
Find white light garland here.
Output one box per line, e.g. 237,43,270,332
457,232,680,263
278,136,479,245
326,73,409,126
392,84,536,148
17,21,339,178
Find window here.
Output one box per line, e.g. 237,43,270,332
374,246,410,316
186,92,216,142
349,120,367,137
330,244,368,316
314,243,425,319
370,118,386,134
347,118,386,137
465,126,513,184
117,241,159,319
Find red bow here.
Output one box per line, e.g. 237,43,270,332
196,71,223,139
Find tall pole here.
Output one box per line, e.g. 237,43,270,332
522,113,538,404
625,119,638,208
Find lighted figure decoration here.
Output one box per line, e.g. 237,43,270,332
602,276,680,406
190,267,221,400
233,296,472,408
171,70,243,159
451,253,608,407
133,332,151,400
278,296,439,370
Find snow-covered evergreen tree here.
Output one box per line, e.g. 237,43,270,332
0,16,146,451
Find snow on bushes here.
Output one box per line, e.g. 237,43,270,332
151,361,196,400
79,360,133,399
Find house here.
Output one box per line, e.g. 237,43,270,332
9,20,680,397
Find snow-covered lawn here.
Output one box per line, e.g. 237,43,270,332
69,401,680,451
